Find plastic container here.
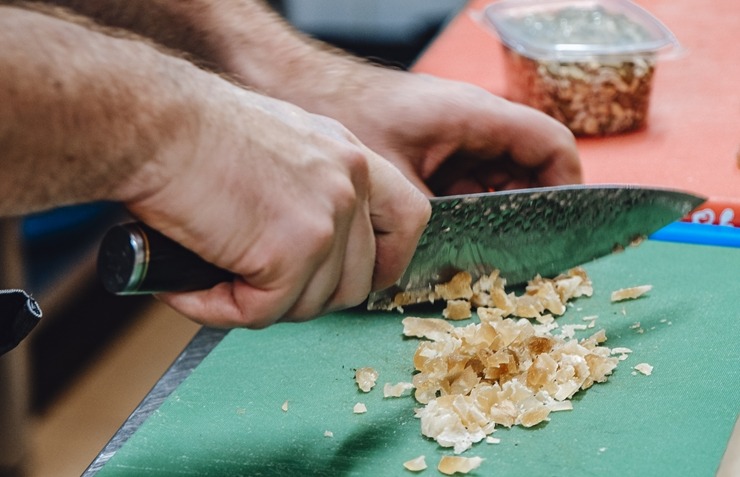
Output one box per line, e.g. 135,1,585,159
481,0,681,136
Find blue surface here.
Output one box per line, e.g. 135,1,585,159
650,221,740,248
21,202,117,243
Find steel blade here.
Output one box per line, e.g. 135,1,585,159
367,184,705,310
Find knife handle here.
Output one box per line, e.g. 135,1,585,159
97,222,234,295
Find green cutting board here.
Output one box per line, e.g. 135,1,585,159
97,241,739,476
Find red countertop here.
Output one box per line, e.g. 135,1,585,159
413,0,740,226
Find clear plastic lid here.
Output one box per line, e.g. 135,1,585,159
481,0,681,61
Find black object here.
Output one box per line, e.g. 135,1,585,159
97,223,234,295
0,289,42,356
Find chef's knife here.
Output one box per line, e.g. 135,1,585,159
96,185,705,306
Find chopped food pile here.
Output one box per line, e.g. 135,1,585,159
399,268,621,454
354,268,655,473
387,267,592,318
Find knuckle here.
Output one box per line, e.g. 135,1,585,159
342,147,371,183
305,217,337,258
328,174,360,217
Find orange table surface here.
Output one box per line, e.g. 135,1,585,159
413,0,740,226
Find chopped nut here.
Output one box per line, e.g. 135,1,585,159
353,402,367,414
443,300,472,320
611,285,653,302
634,363,654,376
403,317,454,341
355,367,379,393
281,400,289,412
435,272,474,301
403,455,427,472
390,289,438,312
503,47,655,136
438,456,484,475
611,347,633,355
324,430,334,438
383,382,414,398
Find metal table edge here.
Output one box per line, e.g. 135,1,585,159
82,326,229,476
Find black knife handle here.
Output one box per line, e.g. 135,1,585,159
97,222,234,295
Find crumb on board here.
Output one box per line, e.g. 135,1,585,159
438,456,484,475
355,367,379,393
281,400,289,412
384,382,414,398
634,363,654,376
443,299,472,320
403,455,427,472
353,402,367,414
611,285,652,302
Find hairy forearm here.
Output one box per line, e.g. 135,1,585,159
0,6,217,215
20,0,374,111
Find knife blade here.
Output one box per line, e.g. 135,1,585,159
367,184,704,309
96,185,705,304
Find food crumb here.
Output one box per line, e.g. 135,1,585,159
281,400,289,412
353,402,367,414
634,363,654,376
384,382,414,398
485,436,501,444
324,430,334,438
611,347,633,355
403,455,427,472
611,285,652,302
355,367,379,392
438,456,484,475
443,299,472,320
611,347,633,361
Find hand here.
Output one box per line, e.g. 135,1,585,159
119,86,431,328
25,1,580,198
321,70,583,196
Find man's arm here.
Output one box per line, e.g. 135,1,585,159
25,0,582,195
0,6,184,213
0,6,431,327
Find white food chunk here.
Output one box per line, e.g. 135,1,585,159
611,285,652,302
403,455,427,472
634,363,654,376
355,367,379,392
383,382,414,398
438,456,484,475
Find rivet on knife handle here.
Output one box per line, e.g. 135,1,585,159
97,222,234,295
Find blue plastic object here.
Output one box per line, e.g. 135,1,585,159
650,221,740,248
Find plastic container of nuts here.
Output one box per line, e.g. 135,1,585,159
481,0,681,136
